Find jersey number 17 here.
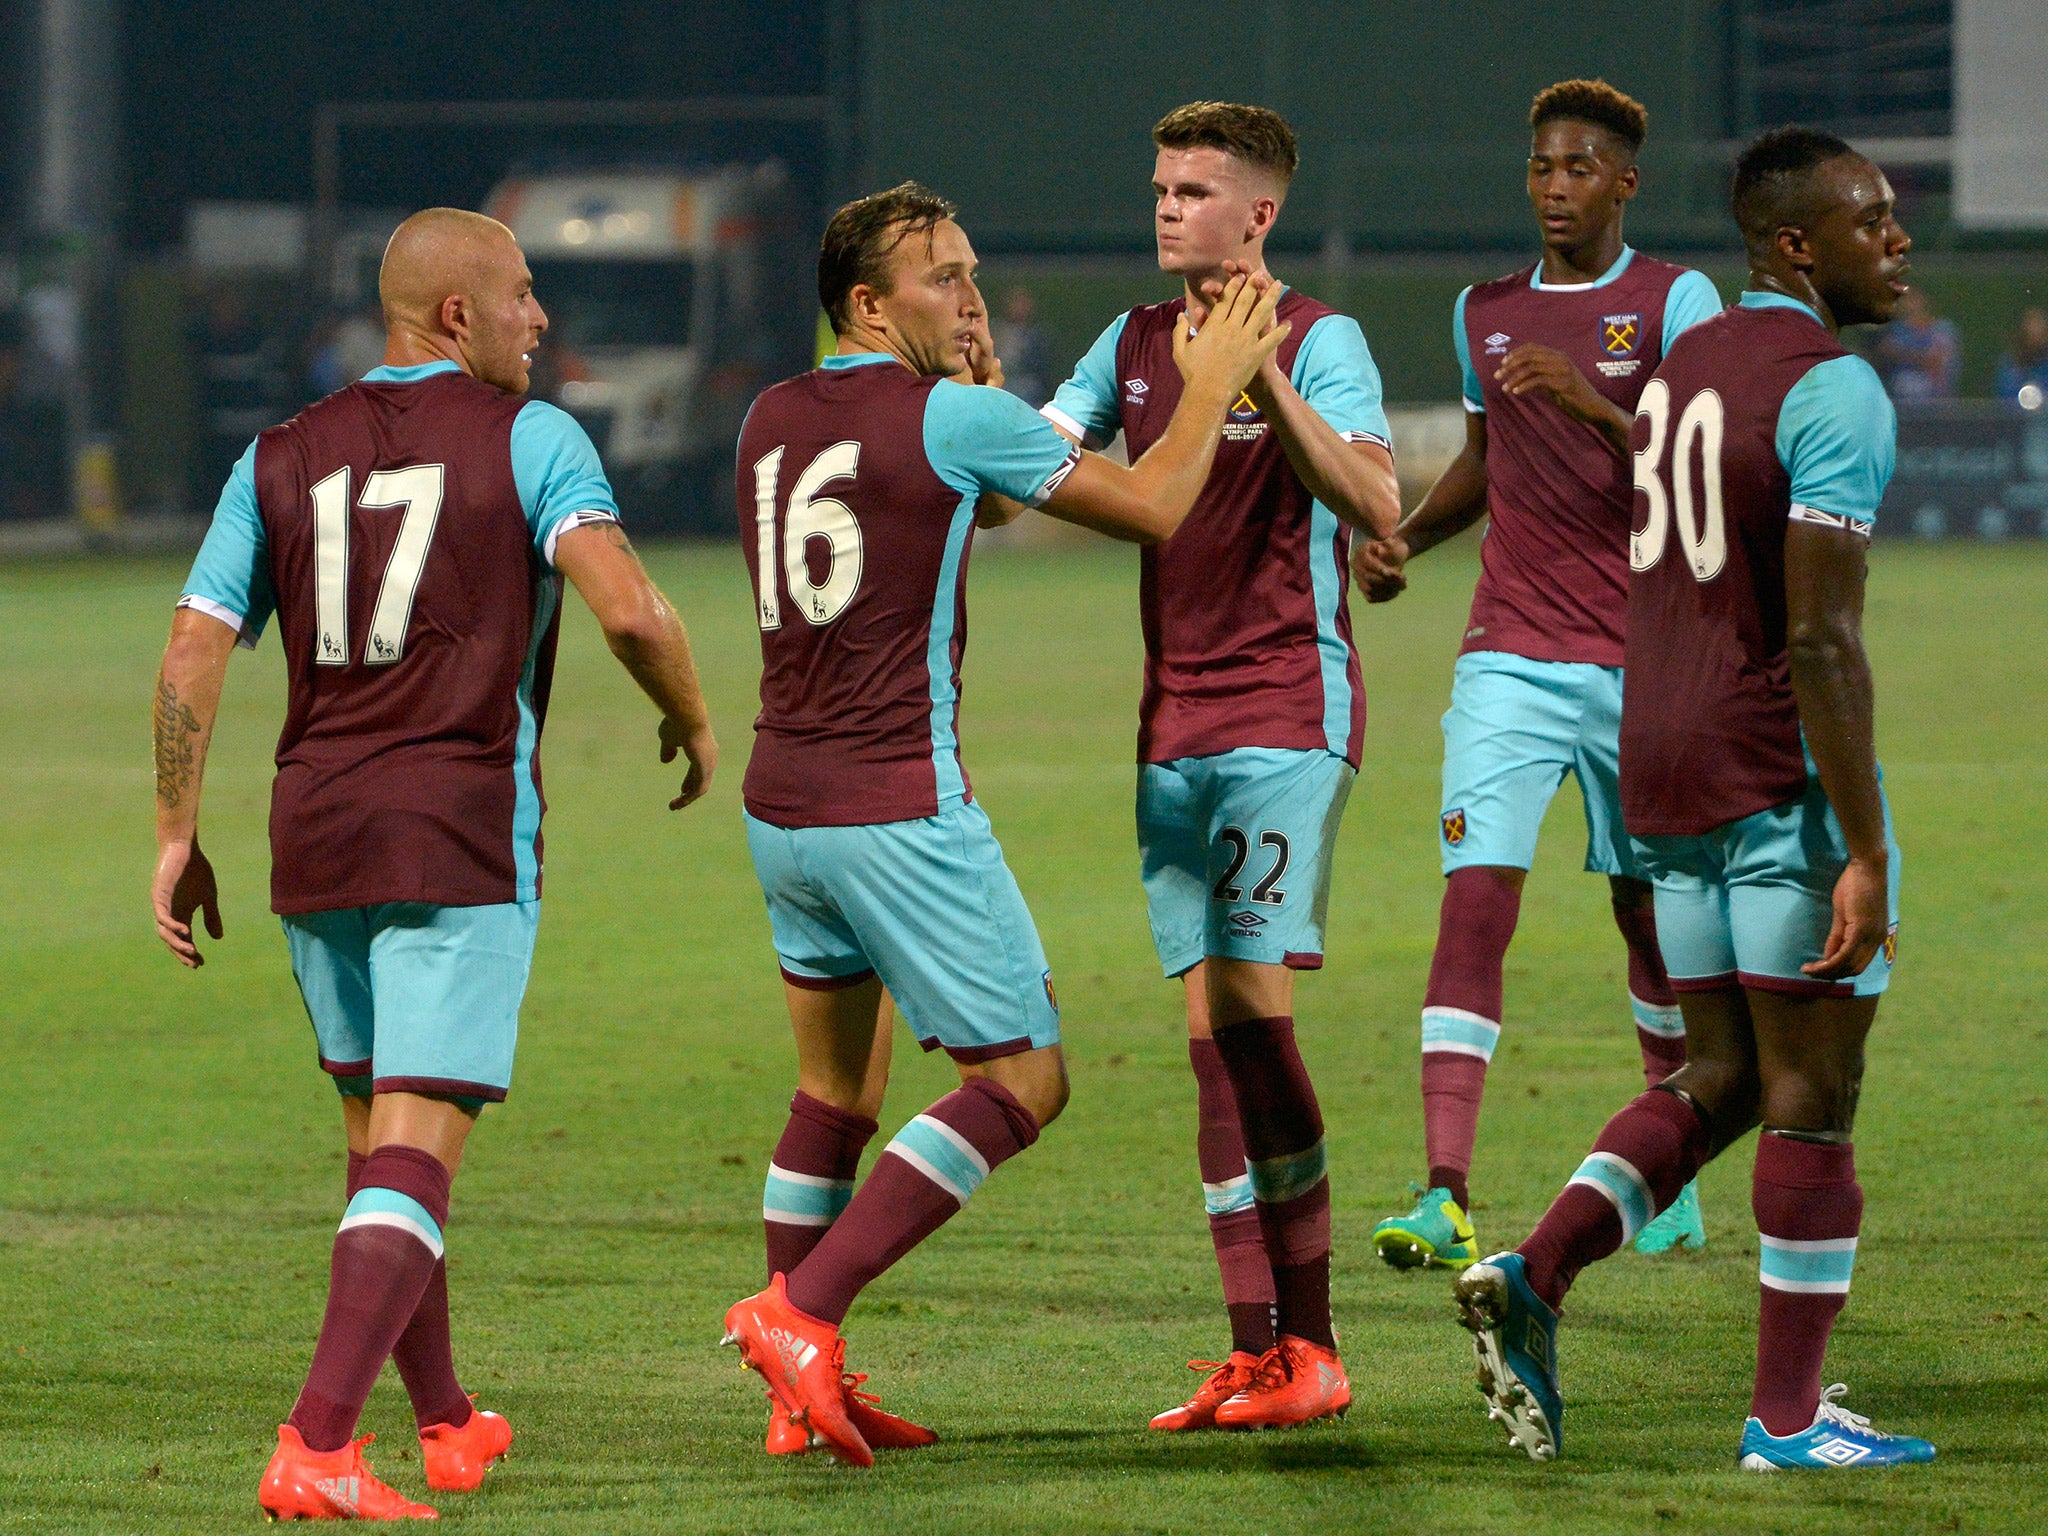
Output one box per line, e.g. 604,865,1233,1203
309,463,446,666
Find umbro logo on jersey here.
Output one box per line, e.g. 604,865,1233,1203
1125,378,1148,394
314,1476,362,1513
1227,910,1267,933
1811,1436,1873,1466
1484,332,1511,353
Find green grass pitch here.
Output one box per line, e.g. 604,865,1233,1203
2,539,2043,1534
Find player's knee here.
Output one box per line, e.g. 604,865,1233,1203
976,1046,1069,1129
1761,1058,1864,1137
1664,1057,1760,1148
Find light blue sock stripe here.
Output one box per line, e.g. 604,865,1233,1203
1203,1174,1255,1216
1247,1141,1327,1205
1759,1236,1858,1292
339,1186,444,1257
1631,995,1687,1038
1421,1008,1500,1060
888,1115,989,1204
1567,1151,1653,1240
762,1170,854,1222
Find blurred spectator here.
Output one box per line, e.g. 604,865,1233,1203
992,286,1052,408
1874,288,1959,402
306,302,385,397
191,279,292,506
1993,306,2048,410
0,296,70,521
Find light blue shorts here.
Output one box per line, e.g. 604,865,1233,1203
282,900,541,1103
1137,747,1356,978
1629,776,1900,998
1439,651,1637,878
744,796,1061,1063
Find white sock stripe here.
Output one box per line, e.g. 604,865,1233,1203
764,1162,856,1190
759,1208,836,1227
1758,1275,1855,1295
1630,993,1687,1037
1759,1235,1860,1253
1421,1005,1499,1028
1567,1151,1655,1241
888,1142,975,1204
910,1113,991,1181
337,1209,445,1260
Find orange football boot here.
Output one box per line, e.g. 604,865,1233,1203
766,1372,936,1454
1149,1353,1262,1431
765,1395,811,1455
722,1275,873,1467
257,1424,437,1521
418,1402,512,1492
1212,1336,1350,1430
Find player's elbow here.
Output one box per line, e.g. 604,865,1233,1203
1786,620,1864,674
595,587,672,656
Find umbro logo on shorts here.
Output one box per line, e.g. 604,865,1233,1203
1227,910,1267,933
1442,808,1467,846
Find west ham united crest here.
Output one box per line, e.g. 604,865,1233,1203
1441,807,1467,846
1601,312,1642,358
1883,924,1898,965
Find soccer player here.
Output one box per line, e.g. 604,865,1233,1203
1353,81,1723,1269
721,182,1286,1466
151,208,718,1519
1450,126,1935,1471
1042,101,1401,1432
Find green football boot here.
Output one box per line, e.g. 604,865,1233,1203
1633,1178,1706,1254
1373,1182,1479,1270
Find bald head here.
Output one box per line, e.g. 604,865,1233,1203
376,208,545,393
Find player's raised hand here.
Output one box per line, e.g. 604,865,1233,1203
965,314,1005,389
1174,274,1288,399
152,837,222,968
1352,535,1410,603
661,715,719,811
1805,853,1888,980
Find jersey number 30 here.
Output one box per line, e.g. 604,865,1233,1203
1630,380,1726,581
309,463,446,666
753,442,864,630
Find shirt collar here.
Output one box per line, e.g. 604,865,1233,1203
820,352,898,370
1738,290,1826,326
360,360,466,384
1530,246,1635,292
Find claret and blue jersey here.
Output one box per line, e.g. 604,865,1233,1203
1622,290,1899,997
178,359,623,1100
736,354,1079,1062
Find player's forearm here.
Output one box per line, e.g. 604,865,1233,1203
1585,396,1634,459
153,609,236,845
1120,380,1235,539
603,594,712,733
1257,373,1399,537
1396,447,1489,557
1789,629,1886,864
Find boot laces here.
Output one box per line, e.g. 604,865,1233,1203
840,1369,881,1410
1245,1345,1296,1393
1814,1384,1876,1435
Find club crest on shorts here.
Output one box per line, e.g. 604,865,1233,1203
1042,969,1059,1014
1883,923,1898,965
1441,807,1467,846
1601,313,1642,358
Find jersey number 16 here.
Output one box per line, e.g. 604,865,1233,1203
752,442,865,631
1630,380,1727,582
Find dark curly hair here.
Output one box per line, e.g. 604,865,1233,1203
818,181,958,335
1530,78,1649,157
1731,125,1859,253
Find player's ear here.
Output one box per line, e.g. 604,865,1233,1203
1245,194,1279,244
847,281,884,332
440,292,470,343
1777,224,1817,276
1614,161,1641,202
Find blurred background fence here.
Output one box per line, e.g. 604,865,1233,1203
1,0,2043,548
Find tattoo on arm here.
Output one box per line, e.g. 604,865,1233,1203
153,678,201,809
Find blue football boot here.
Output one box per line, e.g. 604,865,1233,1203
1634,1179,1707,1254
1738,1384,1936,1470
1452,1252,1561,1461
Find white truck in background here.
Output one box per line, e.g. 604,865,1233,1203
483,164,790,529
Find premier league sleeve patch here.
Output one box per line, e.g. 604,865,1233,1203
1441,808,1467,846
1601,313,1642,358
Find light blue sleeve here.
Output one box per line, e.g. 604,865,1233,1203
1043,312,1129,447
1452,287,1483,412
510,400,621,566
1775,354,1897,529
1289,313,1392,450
924,379,1085,506
179,439,273,648
1660,269,1723,347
